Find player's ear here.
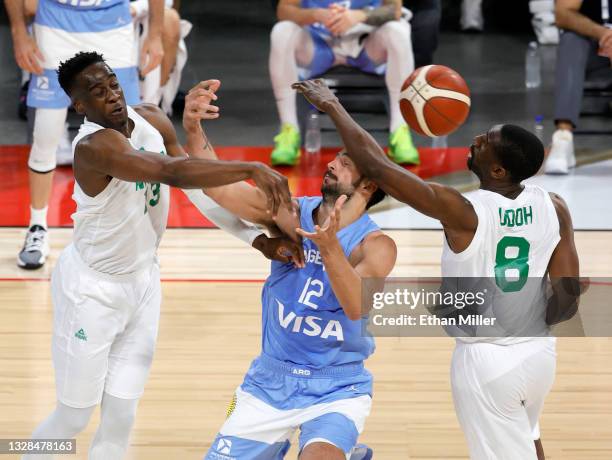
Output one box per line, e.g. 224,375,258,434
73,97,85,115
360,178,378,195
490,163,507,180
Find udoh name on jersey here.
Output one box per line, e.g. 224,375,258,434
498,206,533,228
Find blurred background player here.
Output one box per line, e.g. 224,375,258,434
546,0,612,174
131,0,191,114
23,52,296,460
295,79,582,460
5,0,164,270
269,0,417,166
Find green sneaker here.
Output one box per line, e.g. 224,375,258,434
388,125,420,165
271,124,301,166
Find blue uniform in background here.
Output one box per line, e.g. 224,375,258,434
205,197,380,460
29,0,140,108
299,0,385,78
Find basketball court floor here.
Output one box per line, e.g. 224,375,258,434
1,4,612,458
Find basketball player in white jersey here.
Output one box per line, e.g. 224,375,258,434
23,51,299,460
293,79,582,460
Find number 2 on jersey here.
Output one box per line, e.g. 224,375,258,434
494,236,530,292
298,277,324,309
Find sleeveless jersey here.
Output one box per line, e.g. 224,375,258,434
71,106,169,275
29,0,139,109
441,185,561,345
261,196,380,368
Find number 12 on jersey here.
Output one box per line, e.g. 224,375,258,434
298,277,324,309
494,236,531,292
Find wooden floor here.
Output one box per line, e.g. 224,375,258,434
0,228,611,459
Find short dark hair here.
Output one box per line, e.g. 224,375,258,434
493,124,544,183
57,51,105,96
366,187,386,210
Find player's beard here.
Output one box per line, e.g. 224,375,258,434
321,174,363,205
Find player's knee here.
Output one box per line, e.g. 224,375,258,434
300,442,345,460
163,7,181,42
270,20,301,47
28,141,57,173
57,403,95,434
379,20,412,47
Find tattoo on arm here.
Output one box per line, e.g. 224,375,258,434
203,138,211,151
364,3,398,26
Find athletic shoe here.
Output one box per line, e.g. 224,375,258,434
388,125,420,165
271,124,301,166
350,444,373,460
545,129,575,175
461,0,484,31
17,225,49,270
56,123,74,166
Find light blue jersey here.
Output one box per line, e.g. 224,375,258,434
261,196,379,368
28,0,140,108
205,197,381,459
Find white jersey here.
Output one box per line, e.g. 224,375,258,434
441,185,561,345
70,106,169,275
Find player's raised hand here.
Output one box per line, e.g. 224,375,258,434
292,79,339,112
295,194,347,248
249,163,294,218
183,80,221,133
254,234,305,268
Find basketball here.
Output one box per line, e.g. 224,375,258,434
399,65,471,137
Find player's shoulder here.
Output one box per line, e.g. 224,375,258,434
358,231,397,264
548,192,572,227
75,127,124,153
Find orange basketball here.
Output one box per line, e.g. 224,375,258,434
399,65,471,137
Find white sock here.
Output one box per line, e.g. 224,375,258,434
22,402,95,460
269,21,313,131
29,206,48,229
88,393,139,460
385,23,414,132
365,21,415,132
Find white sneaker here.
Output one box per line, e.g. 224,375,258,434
545,129,575,175
17,225,50,269
461,0,484,31
56,123,73,166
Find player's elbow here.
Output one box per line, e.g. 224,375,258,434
345,307,363,321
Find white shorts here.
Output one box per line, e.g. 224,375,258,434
451,338,557,460
206,387,371,460
50,244,161,408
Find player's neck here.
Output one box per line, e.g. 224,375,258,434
480,181,525,199
317,195,365,229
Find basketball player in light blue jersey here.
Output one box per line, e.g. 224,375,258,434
6,0,163,269
191,81,397,460
270,0,418,165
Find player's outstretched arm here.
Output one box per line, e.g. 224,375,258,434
296,196,397,320
74,128,291,214
292,79,477,232
546,193,582,326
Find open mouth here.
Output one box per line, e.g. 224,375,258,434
111,105,124,115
